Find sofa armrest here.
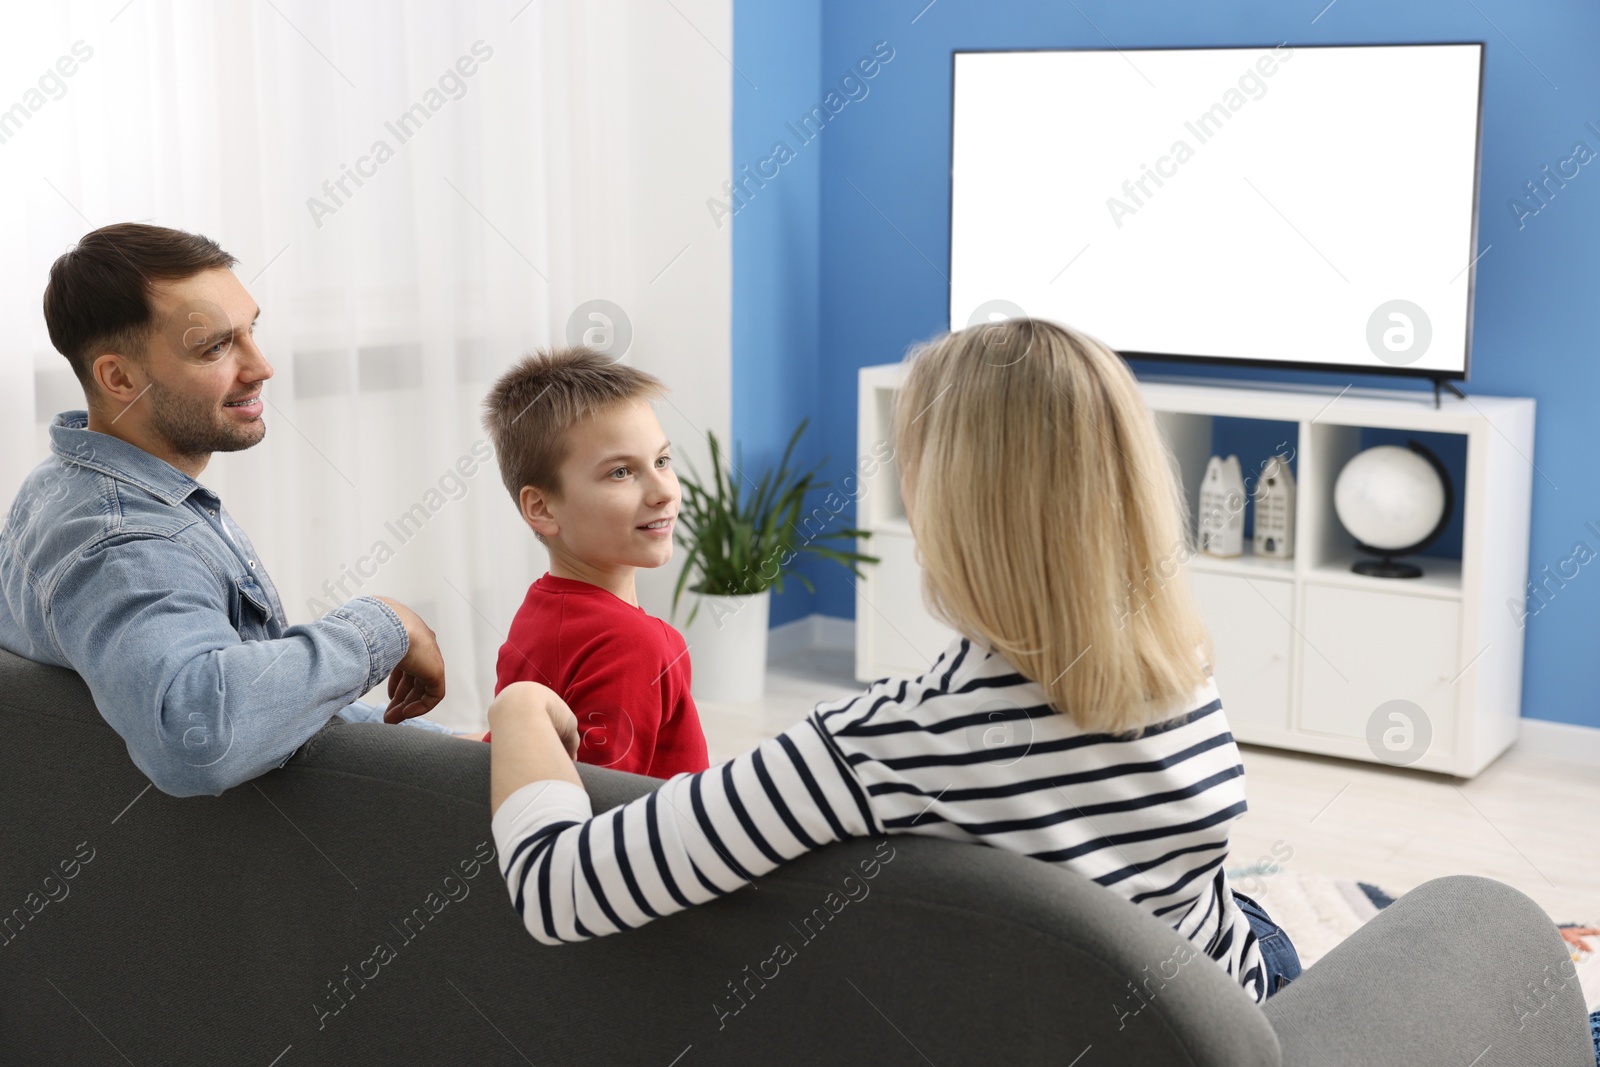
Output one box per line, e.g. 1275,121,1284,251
1262,874,1593,1067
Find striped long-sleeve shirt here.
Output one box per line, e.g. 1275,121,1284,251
491,634,1268,1003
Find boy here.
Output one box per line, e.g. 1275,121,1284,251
479,347,709,778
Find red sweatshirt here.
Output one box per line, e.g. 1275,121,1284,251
492,573,709,779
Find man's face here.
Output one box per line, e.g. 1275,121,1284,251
132,268,273,458
541,399,679,571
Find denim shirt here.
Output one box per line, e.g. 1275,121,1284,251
0,411,457,798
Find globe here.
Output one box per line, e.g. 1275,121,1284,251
1333,445,1450,577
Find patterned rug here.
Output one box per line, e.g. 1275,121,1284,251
1224,862,1600,1013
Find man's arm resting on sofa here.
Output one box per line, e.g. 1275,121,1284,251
50,537,415,797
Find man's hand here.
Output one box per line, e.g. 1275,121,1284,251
373,596,446,723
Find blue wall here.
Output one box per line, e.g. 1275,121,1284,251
730,3,825,627
734,0,1600,727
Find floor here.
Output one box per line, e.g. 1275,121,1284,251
696,646,1600,928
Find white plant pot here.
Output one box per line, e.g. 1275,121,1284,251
678,588,770,704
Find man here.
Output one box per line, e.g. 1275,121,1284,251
0,223,473,798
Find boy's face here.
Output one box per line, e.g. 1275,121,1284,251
529,398,679,571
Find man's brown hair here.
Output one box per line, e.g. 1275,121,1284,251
481,348,668,528
43,222,237,392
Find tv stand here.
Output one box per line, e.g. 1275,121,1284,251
1431,377,1467,409
854,368,1536,778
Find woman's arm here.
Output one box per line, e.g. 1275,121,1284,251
488,681,581,811
486,687,881,946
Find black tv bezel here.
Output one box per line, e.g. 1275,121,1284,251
947,41,1487,383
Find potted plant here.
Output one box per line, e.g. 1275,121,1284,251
671,418,879,703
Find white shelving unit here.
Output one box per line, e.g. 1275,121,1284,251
855,365,1536,779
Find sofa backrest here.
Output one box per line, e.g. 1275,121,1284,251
0,647,1282,1066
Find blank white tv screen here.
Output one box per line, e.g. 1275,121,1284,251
950,43,1483,379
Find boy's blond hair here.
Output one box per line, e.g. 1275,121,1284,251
482,348,668,542
892,318,1214,736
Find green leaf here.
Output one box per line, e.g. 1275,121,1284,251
673,419,880,600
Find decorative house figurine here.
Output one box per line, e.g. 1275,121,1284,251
1253,453,1296,560
1197,454,1246,557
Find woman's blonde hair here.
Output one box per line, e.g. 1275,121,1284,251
892,317,1213,735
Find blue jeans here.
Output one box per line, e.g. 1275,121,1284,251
1233,889,1303,997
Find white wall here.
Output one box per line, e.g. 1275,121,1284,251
0,0,732,726
559,0,734,626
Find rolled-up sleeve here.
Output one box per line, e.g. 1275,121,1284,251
321,596,410,694
50,536,412,797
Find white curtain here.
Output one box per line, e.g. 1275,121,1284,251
0,0,732,729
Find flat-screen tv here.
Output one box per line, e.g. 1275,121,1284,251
949,43,1485,380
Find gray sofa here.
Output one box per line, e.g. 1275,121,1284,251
0,647,1591,1066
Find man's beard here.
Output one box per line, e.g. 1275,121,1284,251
146,378,265,460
